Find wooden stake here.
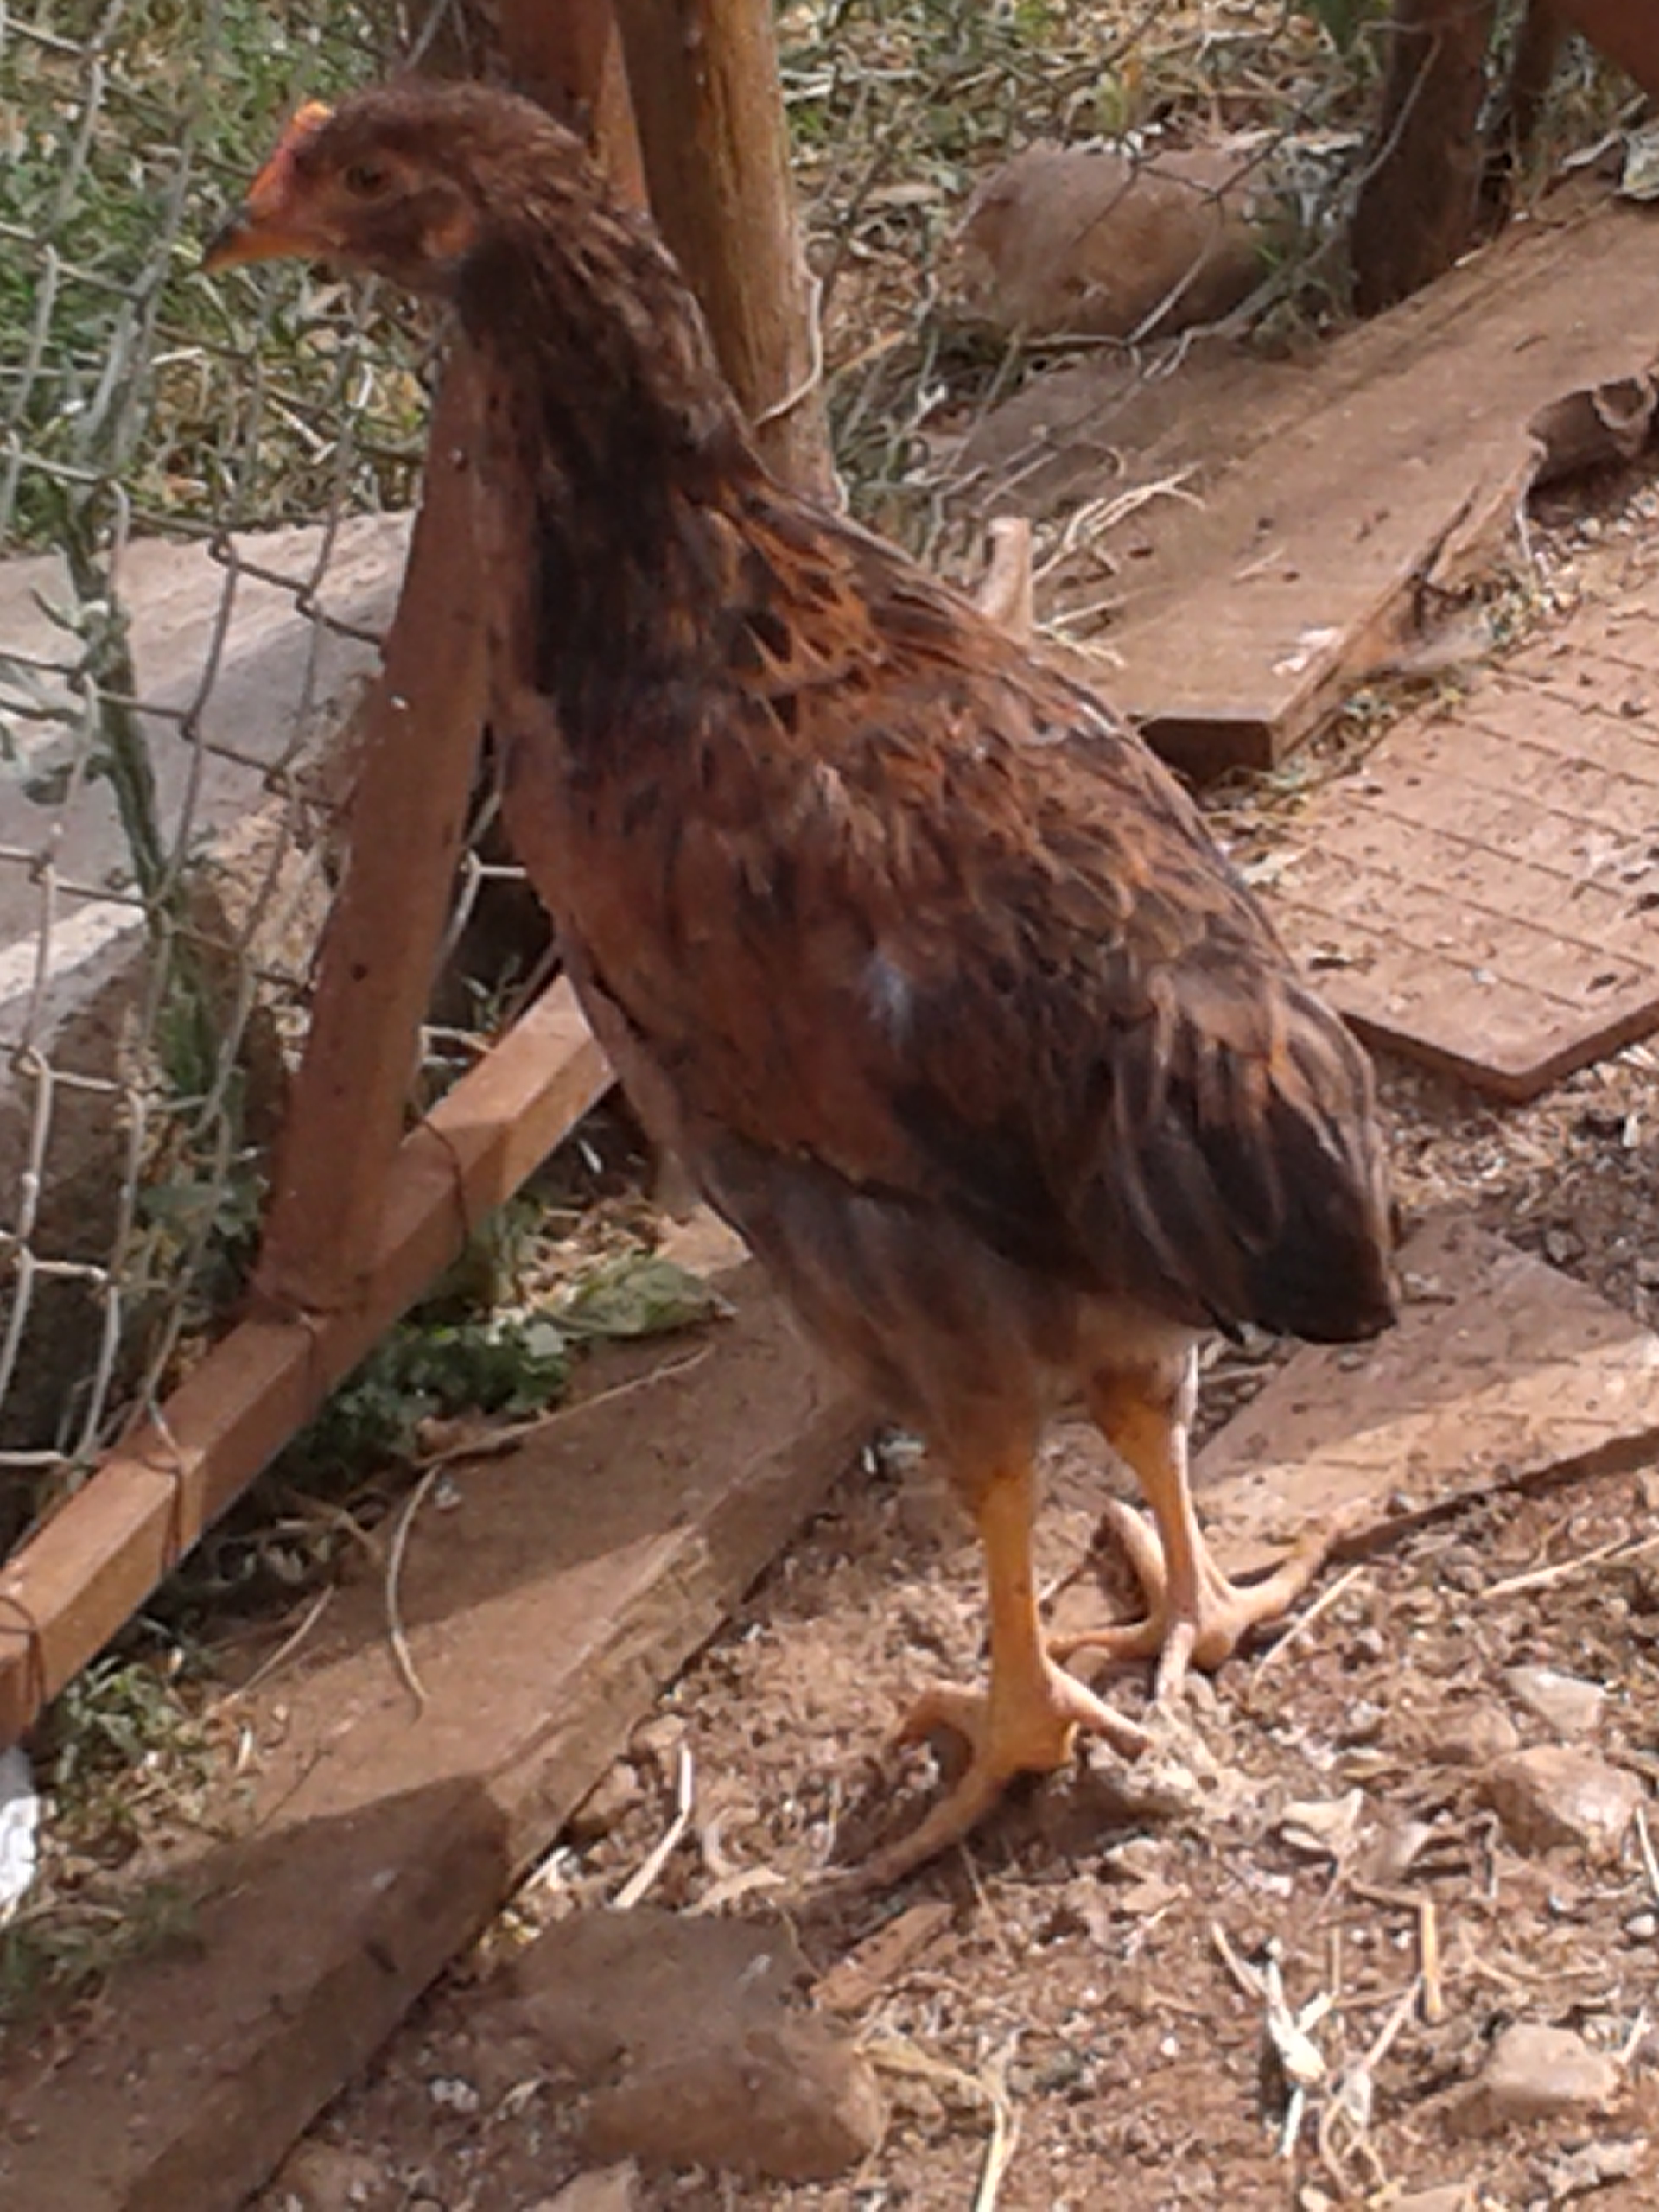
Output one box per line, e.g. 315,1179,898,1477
0,984,609,1746
490,0,648,202
1350,0,1499,315
613,0,836,497
252,368,490,1319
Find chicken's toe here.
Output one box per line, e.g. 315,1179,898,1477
1051,1502,1330,1698
853,1656,1151,1887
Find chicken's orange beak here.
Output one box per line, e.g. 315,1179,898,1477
202,100,334,271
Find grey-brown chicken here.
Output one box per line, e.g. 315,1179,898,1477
207,82,1395,1882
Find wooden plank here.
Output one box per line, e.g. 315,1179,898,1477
1265,575,1659,1098
614,0,835,497
967,198,1659,777
1196,1215,1659,1576
0,982,611,1745
0,1262,868,2212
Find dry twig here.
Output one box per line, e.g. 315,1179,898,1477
614,1745,696,1910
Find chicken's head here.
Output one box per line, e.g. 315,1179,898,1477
203,83,575,296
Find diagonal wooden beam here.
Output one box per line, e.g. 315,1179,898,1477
0,982,610,1747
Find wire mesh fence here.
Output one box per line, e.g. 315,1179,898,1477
0,0,483,1549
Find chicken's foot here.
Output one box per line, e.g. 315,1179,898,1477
859,1457,1150,1887
1051,1380,1329,1700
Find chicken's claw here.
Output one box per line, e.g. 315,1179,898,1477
1052,1497,1331,1700
851,1656,1152,1889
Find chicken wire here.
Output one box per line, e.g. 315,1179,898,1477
0,0,523,1552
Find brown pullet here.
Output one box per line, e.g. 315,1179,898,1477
208,83,1396,1884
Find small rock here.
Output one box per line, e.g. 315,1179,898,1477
265,2144,385,2212
1339,1699,1386,1746
525,2164,641,2212
629,1714,688,1772
566,1760,645,1846
499,1907,882,2183
1542,2139,1643,2198
584,2015,885,2182
1434,1705,1520,1768
1626,1910,1657,1940
1102,1835,1163,1882
1504,1665,1606,1741
427,2075,480,2115
1456,2022,1620,2134
1280,1789,1365,1859
1365,1815,1437,1887
1484,1746,1645,1860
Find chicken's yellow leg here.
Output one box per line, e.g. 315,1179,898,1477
860,1454,1151,1886
1052,1377,1326,1700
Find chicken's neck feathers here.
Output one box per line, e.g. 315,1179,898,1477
457,211,779,745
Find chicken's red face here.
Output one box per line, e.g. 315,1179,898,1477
204,95,481,294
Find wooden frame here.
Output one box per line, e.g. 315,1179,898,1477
0,0,829,1751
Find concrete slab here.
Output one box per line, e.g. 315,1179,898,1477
1197,1215,1659,1574
0,513,407,955
0,517,408,1459
1268,572,1659,1098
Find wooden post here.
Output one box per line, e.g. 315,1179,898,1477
1349,0,1499,315
612,0,836,498
488,0,648,205
254,1,640,1322
252,373,488,1318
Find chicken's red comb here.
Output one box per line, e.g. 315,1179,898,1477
245,99,334,210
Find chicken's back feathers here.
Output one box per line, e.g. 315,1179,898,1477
499,482,1395,1348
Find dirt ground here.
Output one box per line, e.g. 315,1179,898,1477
228,464,1659,2212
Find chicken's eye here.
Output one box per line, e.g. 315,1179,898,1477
343,160,391,198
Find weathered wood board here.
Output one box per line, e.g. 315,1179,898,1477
1198,1215,1659,1573
964,193,1659,776
1267,576,1659,1098
0,1257,868,2212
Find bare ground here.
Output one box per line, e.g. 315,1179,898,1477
235,469,1659,2212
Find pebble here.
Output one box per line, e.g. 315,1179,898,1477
1627,1910,1658,1940
629,1713,688,1770
1339,1699,1387,1745
525,2165,641,2212
1455,2021,1620,2133
1543,2141,1643,2197
1484,1745,1645,1860
264,2145,385,2212
1503,1664,1605,1741
565,1759,645,1845
501,1906,884,2183
1433,1704,1520,1768
426,2075,480,2115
